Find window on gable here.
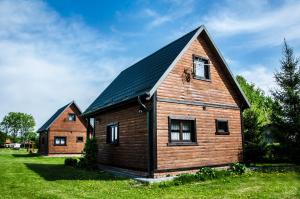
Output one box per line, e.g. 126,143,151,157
68,113,76,121
76,136,84,143
106,123,119,145
193,56,210,80
54,136,67,146
169,118,196,143
215,120,229,135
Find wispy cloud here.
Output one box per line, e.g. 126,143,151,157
142,0,196,29
0,0,134,128
204,0,300,47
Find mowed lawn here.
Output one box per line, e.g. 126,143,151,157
0,149,299,199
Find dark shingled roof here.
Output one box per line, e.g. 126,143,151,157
37,101,78,132
83,25,250,116
83,27,200,115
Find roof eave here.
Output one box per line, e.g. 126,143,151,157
82,92,150,117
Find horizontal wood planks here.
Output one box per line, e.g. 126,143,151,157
94,102,148,170
155,33,243,171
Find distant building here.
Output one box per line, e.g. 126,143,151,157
37,101,88,155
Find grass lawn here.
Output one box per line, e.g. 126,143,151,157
0,149,299,199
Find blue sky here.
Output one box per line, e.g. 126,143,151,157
0,0,300,128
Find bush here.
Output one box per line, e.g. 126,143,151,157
64,158,77,167
230,163,246,174
196,167,216,180
78,137,98,170
173,173,196,185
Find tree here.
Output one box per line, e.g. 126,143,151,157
237,75,273,162
0,112,35,144
0,131,6,147
271,40,300,162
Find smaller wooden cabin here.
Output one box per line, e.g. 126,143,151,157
38,101,87,155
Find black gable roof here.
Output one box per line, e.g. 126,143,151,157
83,25,250,116
83,27,200,115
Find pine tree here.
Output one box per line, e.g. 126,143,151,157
271,40,300,162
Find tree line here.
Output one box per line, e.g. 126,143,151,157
238,40,300,164
0,112,36,147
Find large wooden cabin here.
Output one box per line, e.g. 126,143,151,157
83,25,250,178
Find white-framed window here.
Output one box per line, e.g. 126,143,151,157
193,56,210,80
107,123,119,144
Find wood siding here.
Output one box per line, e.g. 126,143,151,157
94,102,148,171
47,104,87,154
155,33,243,171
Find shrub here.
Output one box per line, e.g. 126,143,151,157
78,137,98,170
64,158,77,167
173,173,197,185
196,167,216,180
230,163,246,174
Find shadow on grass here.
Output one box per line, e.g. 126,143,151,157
13,153,41,158
25,163,126,181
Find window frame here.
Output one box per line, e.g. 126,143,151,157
193,54,211,81
215,119,230,135
68,113,76,122
76,136,84,143
168,116,197,146
106,122,119,145
54,136,67,146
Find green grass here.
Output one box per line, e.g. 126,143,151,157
0,149,299,199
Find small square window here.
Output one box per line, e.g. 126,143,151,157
76,137,84,143
216,120,229,135
68,113,76,121
54,136,67,146
107,123,118,145
193,56,210,80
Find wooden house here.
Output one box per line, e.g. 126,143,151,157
38,101,87,155
83,25,250,177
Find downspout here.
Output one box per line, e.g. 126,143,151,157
137,95,154,177
86,117,90,139
240,104,245,164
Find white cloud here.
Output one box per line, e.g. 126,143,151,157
204,0,300,47
239,65,275,95
0,0,133,129
142,0,195,29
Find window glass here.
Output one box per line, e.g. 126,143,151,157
54,137,66,145
107,124,118,144
68,113,76,121
171,121,180,141
194,57,210,80
195,59,205,78
76,137,83,142
216,120,229,134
